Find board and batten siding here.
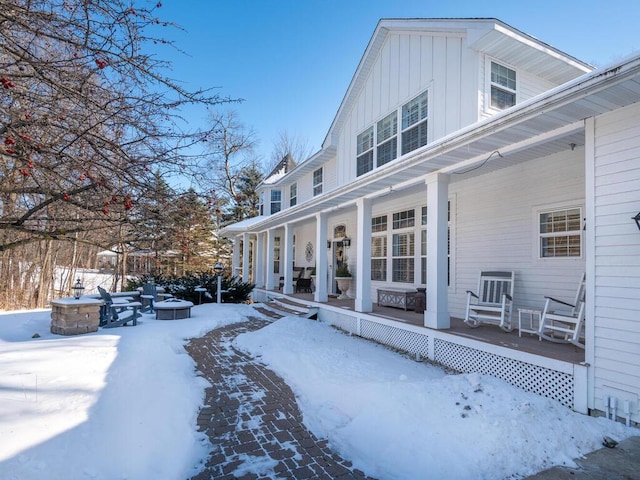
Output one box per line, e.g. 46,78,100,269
448,149,586,319
336,31,473,186
592,102,640,423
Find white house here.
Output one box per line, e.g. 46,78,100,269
221,18,640,425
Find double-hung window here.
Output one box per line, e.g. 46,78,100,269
313,168,323,196
290,183,297,207
376,111,397,167
258,191,264,216
371,215,387,281
490,61,516,110
401,91,428,155
539,207,582,258
270,189,281,214
392,209,415,283
357,127,374,176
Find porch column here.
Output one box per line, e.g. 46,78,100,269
232,235,241,278
254,232,265,288
355,197,372,312
314,212,328,302
425,173,450,329
265,229,276,291
242,232,251,282
282,223,294,295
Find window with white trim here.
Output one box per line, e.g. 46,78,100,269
273,236,280,273
490,61,516,110
371,215,387,281
355,91,426,177
401,91,428,155
539,207,582,258
377,111,397,166
259,191,264,216
313,168,323,196
392,209,415,283
270,189,281,214
290,183,297,207
356,127,374,176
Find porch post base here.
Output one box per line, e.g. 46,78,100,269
424,310,450,329
355,298,372,313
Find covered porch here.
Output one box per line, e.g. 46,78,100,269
253,288,588,413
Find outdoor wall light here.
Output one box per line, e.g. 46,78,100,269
72,278,84,300
343,236,351,248
633,212,640,231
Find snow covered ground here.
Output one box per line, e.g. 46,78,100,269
0,303,635,479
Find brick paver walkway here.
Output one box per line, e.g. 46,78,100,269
186,318,375,480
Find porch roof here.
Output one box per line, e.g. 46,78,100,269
223,52,640,235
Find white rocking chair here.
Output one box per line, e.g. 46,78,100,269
537,273,586,349
464,271,515,331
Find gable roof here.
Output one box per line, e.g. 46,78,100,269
262,153,297,185
322,18,593,150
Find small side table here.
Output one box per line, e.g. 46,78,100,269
518,308,541,338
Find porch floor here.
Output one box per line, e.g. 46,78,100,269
274,291,585,365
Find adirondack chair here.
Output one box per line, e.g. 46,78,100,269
98,286,142,328
140,283,158,313
464,271,515,331
537,273,586,349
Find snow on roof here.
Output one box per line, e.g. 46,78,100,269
219,215,268,235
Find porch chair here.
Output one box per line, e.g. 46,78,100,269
97,286,142,328
464,271,515,331
279,267,305,291
296,268,313,293
537,273,586,349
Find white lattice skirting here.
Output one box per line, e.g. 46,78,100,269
322,311,585,411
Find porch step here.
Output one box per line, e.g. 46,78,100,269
253,296,318,320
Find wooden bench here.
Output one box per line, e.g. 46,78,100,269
377,288,417,311
155,299,194,320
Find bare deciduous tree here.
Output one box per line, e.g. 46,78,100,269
0,0,234,307
269,130,314,170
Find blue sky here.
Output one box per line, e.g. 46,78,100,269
155,0,640,168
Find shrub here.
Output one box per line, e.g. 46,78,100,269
125,273,255,304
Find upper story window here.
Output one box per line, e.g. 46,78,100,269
356,91,426,177
401,91,428,155
290,183,297,207
490,61,516,110
377,111,397,167
259,191,264,216
313,168,323,196
357,127,374,176
270,189,281,214
538,207,582,258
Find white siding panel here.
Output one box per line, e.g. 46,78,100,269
445,37,462,136
408,34,422,94
420,35,433,86
592,101,640,423
398,34,411,101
